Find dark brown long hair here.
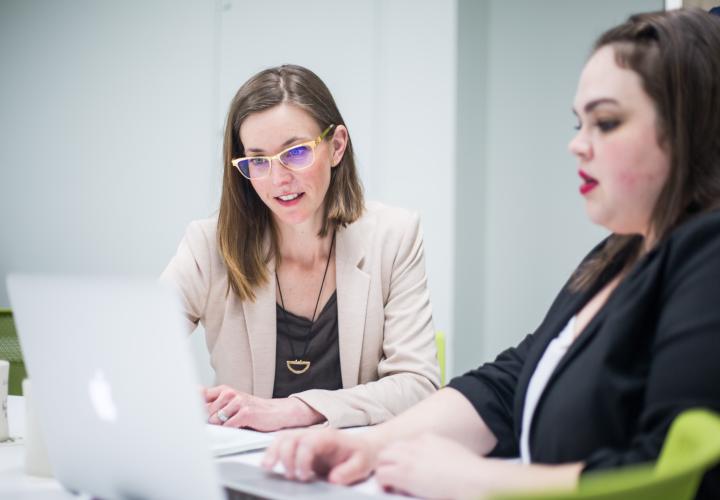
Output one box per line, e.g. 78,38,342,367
572,8,720,290
218,65,365,301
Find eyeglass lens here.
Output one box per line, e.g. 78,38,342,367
237,144,315,179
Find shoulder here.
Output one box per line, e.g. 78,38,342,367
640,209,720,301
350,201,423,250
180,214,219,255
337,201,424,269
161,214,223,302
178,214,222,267
184,215,218,241
357,201,421,233
659,209,720,265
665,209,720,247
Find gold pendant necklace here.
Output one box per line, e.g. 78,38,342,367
276,231,335,375
286,360,311,374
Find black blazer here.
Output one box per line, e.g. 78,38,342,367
449,210,720,497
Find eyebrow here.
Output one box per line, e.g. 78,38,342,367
572,98,620,116
245,136,309,154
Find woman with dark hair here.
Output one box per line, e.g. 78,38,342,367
162,65,440,432
262,9,720,498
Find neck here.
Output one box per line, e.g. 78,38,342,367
276,219,333,266
641,225,658,254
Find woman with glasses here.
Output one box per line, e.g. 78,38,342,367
162,65,440,432
262,9,720,499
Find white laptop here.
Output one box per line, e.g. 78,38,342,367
7,275,384,500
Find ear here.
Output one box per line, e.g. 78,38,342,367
329,125,349,167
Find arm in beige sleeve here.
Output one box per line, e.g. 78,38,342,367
160,220,212,334
291,212,441,427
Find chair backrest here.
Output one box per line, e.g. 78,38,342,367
435,330,446,386
490,408,720,500
0,308,26,395
652,409,720,497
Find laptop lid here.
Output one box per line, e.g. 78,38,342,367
7,275,225,500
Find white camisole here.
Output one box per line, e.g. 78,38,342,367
519,316,577,464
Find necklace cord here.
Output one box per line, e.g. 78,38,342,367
276,230,336,361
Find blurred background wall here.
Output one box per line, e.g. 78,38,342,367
0,0,662,384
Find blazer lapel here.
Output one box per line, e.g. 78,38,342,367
534,258,641,406
512,288,592,435
335,221,371,389
541,273,631,395
241,258,277,398
512,263,627,438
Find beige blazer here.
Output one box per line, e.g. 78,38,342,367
161,201,440,427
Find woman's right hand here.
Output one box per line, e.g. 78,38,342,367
261,427,381,485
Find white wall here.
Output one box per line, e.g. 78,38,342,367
217,0,457,350
0,0,217,289
1,0,669,383
0,0,457,380
0,0,219,383
453,0,663,374
454,0,490,375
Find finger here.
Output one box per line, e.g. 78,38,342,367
294,439,320,481
328,451,372,485
223,406,250,428
262,431,302,470
208,399,240,425
262,432,295,470
207,384,235,405
204,385,223,402
207,391,236,418
207,404,224,424
293,429,342,475
207,407,225,425
375,463,412,496
206,393,226,415
278,433,301,480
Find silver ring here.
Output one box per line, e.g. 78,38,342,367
217,408,229,423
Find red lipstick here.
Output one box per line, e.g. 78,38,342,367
579,170,598,195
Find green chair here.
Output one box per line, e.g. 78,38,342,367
0,308,26,396
491,409,720,500
435,330,446,386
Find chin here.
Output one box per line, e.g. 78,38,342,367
586,214,640,236
584,206,606,227
277,205,322,226
274,213,310,226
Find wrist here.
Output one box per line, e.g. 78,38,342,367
286,397,325,427
363,426,390,457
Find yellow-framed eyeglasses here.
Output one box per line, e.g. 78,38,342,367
231,124,335,180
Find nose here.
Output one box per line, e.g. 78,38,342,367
568,129,592,160
269,158,293,186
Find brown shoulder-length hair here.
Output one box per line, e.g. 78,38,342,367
218,65,365,301
571,8,720,291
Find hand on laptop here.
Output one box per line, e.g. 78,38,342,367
261,427,381,484
204,385,325,432
262,428,504,498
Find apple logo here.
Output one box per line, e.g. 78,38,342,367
88,370,118,422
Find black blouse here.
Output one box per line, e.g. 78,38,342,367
449,210,720,499
272,291,342,398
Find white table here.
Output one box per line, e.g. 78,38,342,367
0,397,397,499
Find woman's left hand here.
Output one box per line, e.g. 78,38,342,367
375,433,492,499
204,385,325,431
